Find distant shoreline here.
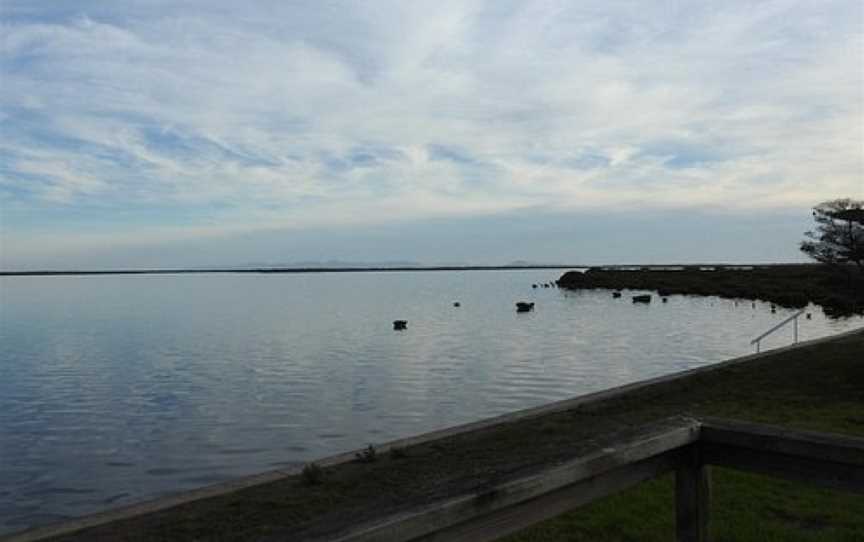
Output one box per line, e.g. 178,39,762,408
0,265,581,276
558,263,863,317
0,263,814,277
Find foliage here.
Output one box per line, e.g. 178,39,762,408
301,462,325,486
355,444,377,463
558,265,863,317
800,198,864,270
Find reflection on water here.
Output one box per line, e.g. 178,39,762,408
0,270,861,533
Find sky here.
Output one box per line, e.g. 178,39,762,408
0,1,862,270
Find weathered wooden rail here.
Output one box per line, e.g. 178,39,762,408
321,417,864,542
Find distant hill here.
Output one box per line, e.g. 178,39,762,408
506,260,571,267
218,260,424,269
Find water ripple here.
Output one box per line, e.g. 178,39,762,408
1,271,861,535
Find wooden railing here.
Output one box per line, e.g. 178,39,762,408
323,417,864,542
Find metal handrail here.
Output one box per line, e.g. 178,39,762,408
750,309,806,353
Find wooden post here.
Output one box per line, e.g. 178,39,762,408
676,444,710,542
794,315,798,344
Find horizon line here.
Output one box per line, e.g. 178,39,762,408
0,263,818,277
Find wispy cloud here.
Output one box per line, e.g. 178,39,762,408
0,1,862,266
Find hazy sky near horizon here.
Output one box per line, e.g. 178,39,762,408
1,1,862,269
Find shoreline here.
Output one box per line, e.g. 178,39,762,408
6,327,863,541
0,262,818,277
3,266,579,277
559,264,864,317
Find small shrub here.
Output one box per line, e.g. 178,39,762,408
355,444,377,463
301,462,324,486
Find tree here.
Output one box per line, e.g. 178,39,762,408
800,198,864,271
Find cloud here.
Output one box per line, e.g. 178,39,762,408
0,1,862,267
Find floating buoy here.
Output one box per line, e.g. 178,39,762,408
393,320,407,330
662,297,668,303
806,313,812,319
613,291,622,298
532,284,538,288
632,294,652,304
453,302,461,307
516,302,535,313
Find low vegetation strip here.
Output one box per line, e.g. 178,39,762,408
557,264,864,317
10,329,864,542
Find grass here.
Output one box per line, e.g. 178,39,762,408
354,444,378,464
502,331,864,542
42,330,864,541
503,469,864,542
557,264,864,317
300,463,324,487
389,445,408,460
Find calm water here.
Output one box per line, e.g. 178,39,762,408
0,270,861,533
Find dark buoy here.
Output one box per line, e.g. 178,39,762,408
806,313,812,319
662,297,668,303
632,294,652,304
613,291,622,298
543,283,549,288
393,320,407,330
453,301,461,307
516,302,535,313
532,284,538,288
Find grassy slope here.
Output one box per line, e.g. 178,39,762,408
47,330,864,541
505,329,864,542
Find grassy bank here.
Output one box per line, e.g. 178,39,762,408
23,330,864,542
557,264,864,317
